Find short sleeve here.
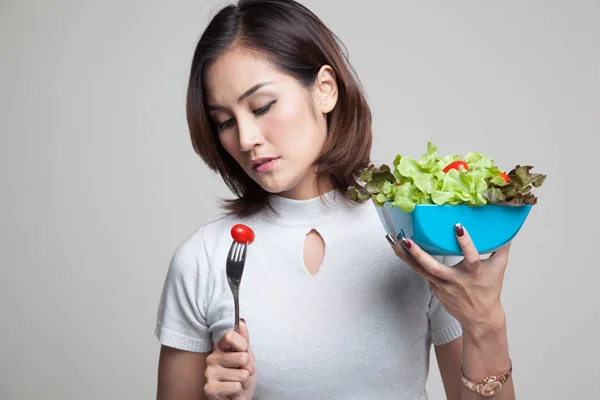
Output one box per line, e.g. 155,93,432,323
154,230,214,353
427,291,463,345
427,255,463,345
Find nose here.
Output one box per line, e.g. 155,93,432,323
237,119,264,152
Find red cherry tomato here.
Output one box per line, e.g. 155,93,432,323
231,224,255,244
499,172,510,183
443,160,469,173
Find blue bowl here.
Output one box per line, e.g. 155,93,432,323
375,202,532,256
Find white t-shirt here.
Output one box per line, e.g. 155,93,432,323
155,190,462,399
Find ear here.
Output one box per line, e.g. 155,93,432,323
313,65,338,114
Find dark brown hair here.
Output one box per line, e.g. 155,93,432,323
186,0,372,216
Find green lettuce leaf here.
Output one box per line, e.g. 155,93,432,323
346,143,547,211
393,182,418,212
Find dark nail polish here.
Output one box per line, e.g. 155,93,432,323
385,234,397,246
401,237,412,249
240,318,246,324
455,223,464,237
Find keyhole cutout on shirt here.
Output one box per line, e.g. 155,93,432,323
303,229,325,276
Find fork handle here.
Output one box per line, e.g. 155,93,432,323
233,293,240,333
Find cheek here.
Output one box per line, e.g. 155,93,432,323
264,100,317,145
219,134,241,161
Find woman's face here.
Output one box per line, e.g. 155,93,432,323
204,46,338,200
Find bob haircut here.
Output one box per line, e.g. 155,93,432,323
186,0,372,216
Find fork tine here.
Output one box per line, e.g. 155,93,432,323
233,244,238,261
237,242,245,261
240,242,248,262
227,240,236,261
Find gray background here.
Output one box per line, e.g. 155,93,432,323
1,0,598,398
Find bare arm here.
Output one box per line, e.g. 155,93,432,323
157,322,256,400
460,310,515,400
389,226,517,400
157,345,209,400
435,312,515,400
435,337,463,400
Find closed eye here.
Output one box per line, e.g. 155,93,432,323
215,100,277,131
217,119,234,131
253,99,277,116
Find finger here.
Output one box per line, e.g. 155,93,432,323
399,237,457,281
489,240,512,268
387,236,447,285
204,381,243,399
238,318,250,346
216,330,249,353
409,263,445,286
245,349,257,376
207,365,250,384
217,351,251,369
403,255,445,286
454,223,480,272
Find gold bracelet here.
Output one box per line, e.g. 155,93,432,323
461,360,513,397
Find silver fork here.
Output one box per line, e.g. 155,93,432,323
226,240,248,333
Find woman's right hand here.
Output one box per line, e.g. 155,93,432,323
204,320,257,400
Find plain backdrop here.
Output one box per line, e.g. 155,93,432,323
1,0,599,399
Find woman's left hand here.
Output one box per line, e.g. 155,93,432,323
389,223,510,332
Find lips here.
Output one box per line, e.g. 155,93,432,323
251,157,279,173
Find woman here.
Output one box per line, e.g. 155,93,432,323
155,1,515,399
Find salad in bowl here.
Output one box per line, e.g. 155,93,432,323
348,142,547,255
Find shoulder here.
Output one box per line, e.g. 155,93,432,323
339,198,386,232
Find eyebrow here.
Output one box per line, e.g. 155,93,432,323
207,82,273,111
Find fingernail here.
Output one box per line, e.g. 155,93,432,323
240,318,246,324
455,223,464,237
385,234,397,246
401,237,412,250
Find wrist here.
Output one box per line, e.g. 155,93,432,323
461,361,513,397
462,305,507,344
462,306,511,380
